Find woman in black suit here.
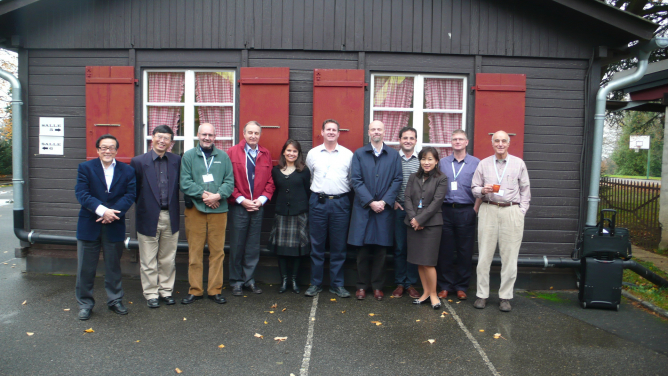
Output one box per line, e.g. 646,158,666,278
268,139,311,293
404,147,448,309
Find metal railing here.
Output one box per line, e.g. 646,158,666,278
599,177,661,249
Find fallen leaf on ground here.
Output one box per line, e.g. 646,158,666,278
26,332,34,336
129,302,133,304
278,318,282,323
243,296,247,298
456,301,461,304
183,318,187,321
63,308,70,312
425,339,435,344
448,299,453,302
311,317,315,321
11,266,14,268
341,310,346,314
330,298,336,302
479,330,484,332
175,368,182,374
264,320,268,324
265,311,275,314
136,340,140,343
493,333,501,339
84,328,94,333
282,308,287,312
550,286,554,290
370,321,382,326
274,336,288,342
218,344,225,348
416,319,420,322
22,300,26,305
368,313,375,316
271,303,278,309
2,263,7,265
254,333,264,339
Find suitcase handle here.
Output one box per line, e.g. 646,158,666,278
598,209,616,236
599,209,617,228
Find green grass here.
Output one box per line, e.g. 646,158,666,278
604,175,661,180
527,291,568,303
623,259,668,311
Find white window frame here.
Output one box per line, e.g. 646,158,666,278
370,73,467,151
142,69,236,152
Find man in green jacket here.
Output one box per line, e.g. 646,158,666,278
180,123,234,305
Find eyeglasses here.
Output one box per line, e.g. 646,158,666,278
153,135,172,142
98,146,117,152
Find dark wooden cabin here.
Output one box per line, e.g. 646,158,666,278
0,0,658,284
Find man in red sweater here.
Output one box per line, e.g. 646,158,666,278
227,121,276,296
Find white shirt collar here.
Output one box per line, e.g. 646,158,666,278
101,158,116,170
244,142,259,155
399,149,416,160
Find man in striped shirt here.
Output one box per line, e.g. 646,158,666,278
471,130,531,312
391,127,421,299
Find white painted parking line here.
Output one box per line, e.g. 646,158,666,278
299,294,319,376
444,301,500,376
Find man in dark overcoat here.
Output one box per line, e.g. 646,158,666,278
348,120,403,301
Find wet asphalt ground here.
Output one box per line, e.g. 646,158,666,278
1,187,668,376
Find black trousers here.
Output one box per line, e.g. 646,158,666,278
75,225,124,309
356,244,387,290
437,204,477,292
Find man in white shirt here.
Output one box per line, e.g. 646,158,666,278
304,119,353,298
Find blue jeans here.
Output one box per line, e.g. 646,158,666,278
394,207,419,288
309,193,350,288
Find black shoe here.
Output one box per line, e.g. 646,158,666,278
181,294,203,304
432,302,442,310
278,276,288,294
291,276,301,294
208,294,227,304
78,308,92,320
246,284,263,294
108,302,128,315
232,286,243,296
412,297,430,305
147,298,160,308
159,296,176,305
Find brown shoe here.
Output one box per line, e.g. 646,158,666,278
473,298,487,309
391,286,404,298
499,299,512,312
456,291,467,300
356,289,366,300
437,290,449,299
406,286,420,299
374,289,384,301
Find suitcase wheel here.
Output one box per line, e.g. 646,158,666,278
581,301,587,309
615,304,620,311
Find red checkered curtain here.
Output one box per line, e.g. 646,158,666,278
196,72,234,151
148,73,185,151
373,76,414,143
425,78,463,157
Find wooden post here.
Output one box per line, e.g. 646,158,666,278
659,106,668,249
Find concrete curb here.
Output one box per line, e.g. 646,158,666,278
621,290,668,319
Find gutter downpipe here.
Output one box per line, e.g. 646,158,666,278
587,38,668,227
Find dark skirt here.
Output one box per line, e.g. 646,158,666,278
267,212,310,257
406,225,442,266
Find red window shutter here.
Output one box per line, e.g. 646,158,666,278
312,69,367,151
239,67,290,165
85,66,135,163
472,73,526,159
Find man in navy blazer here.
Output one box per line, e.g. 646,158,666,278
74,134,136,320
130,125,181,309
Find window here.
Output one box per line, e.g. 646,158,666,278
143,69,236,155
370,73,467,158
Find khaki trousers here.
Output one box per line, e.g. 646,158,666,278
137,210,179,300
476,203,524,300
184,207,227,296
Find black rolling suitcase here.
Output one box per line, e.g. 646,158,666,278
578,258,623,311
577,209,630,311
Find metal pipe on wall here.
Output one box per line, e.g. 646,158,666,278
587,38,668,227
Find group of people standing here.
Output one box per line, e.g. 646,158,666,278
73,117,530,321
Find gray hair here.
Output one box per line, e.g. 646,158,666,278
244,120,262,133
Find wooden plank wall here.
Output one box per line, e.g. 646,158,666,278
25,48,588,255
27,50,130,236
19,0,595,59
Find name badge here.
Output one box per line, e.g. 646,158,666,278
450,181,458,191
418,199,423,208
494,189,505,197
203,174,214,183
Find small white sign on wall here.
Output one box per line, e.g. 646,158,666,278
38,136,64,155
39,117,65,136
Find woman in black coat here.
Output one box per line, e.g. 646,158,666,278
404,147,448,309
268,139,311,293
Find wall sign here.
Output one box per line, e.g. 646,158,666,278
39,117,65,136
38,136,64,155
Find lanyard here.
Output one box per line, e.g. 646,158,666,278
451,161,465,181
200,147,213,174
493,159,509,184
